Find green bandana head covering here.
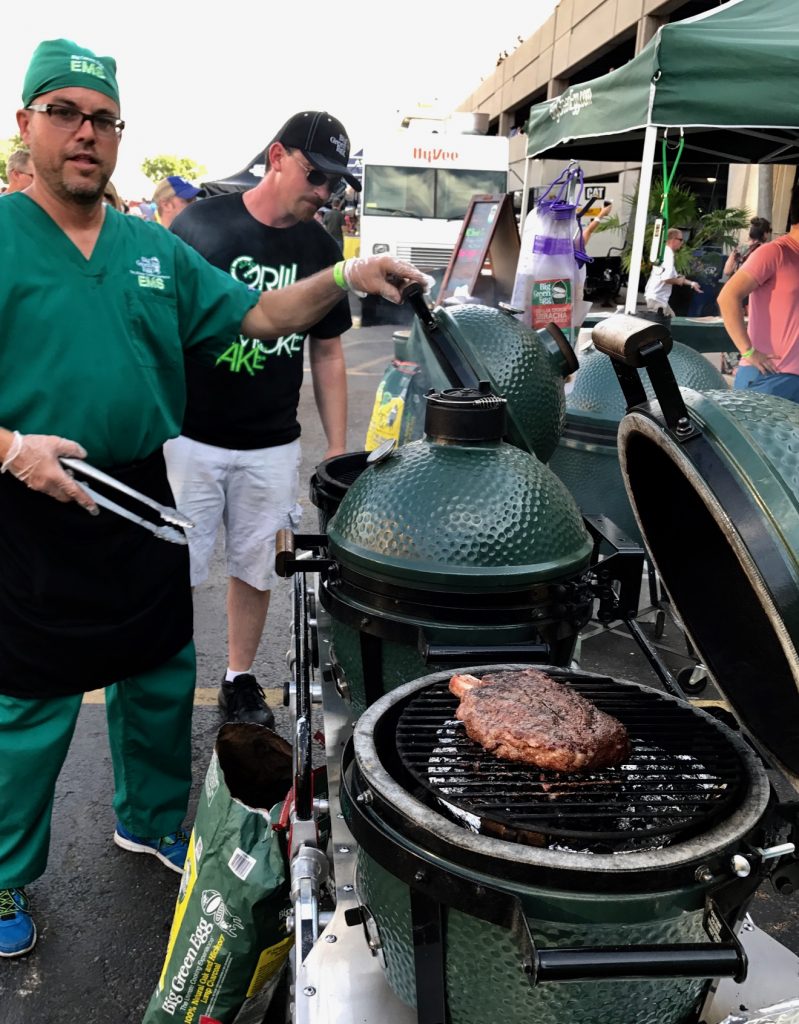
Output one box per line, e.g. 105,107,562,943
22,39,120,109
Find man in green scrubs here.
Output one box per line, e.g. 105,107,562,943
0,37,424,959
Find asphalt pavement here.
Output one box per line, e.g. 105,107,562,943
2,313,797,1023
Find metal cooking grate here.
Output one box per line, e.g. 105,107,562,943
395,678,746,853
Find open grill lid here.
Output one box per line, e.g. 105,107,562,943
594,314,799,787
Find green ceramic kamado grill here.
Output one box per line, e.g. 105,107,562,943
328,315,799,1024
320,385,594,717
342,665,773,1024
280,312,799,1024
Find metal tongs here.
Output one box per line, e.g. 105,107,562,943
60,458,194,545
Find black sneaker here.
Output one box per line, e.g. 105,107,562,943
218,674,275,728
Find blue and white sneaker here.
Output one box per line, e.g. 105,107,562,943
0,888,36,958
113,823,189,874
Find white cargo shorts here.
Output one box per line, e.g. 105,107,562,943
164,435,303,591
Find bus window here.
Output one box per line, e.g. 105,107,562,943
437,168,509,219
363,166,435,218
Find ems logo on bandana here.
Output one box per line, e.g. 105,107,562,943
132,256,170,290
70,54,109,83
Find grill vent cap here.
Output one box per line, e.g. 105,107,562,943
424,384,506,442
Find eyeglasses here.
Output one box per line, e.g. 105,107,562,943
26,103,125,138
288,149,341,193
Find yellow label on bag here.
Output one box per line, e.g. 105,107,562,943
365,382,405,450
246,935,295,996
157,828,201,992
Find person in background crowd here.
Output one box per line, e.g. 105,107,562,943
323,196,345,251
102,179,126,212
344,208,356,234
643,226,702,318
152,175,201,228
723,216,771,281
166,111,362,728
718,189,799,401
0,38,424,959
2,149,34,194
580,199,613,246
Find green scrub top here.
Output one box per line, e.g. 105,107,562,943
0,195,260,466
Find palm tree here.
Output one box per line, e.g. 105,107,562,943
593,177,748,278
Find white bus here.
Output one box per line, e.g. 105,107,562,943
359,130,510,273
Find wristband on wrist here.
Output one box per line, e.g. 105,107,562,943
332,261,347,291
342,258,367,299
741,346,755,359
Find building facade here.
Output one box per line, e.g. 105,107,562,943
456,0,788,240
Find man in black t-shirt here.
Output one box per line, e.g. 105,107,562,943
166,111,362,726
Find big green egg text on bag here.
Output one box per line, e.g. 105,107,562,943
142,724,294,1024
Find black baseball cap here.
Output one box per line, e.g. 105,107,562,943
272,111,361,192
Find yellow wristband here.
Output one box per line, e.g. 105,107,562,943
332,261,347,290
741,346,755,359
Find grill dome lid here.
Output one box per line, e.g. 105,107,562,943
565,341,726,434
327,388,592,589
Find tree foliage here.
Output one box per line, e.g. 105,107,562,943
0,134,26,183
140,155,206,184
593,177,749,276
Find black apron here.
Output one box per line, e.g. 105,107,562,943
0,449,192,698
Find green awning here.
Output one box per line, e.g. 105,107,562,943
526,0,799,164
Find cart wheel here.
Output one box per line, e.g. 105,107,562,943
677,665,708,695
654,609,666,639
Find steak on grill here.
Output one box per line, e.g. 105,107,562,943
449,669,629,771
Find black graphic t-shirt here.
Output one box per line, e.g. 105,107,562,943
171,191,350,449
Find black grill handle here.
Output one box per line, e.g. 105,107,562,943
420,641,550,664
400,283,482,390
535,891,748,982
536,941,743,983
590,313,700,439
274,530,333,577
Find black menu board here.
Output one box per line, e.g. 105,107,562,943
439,194,519,304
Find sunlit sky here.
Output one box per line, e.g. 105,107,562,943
2,1,558,199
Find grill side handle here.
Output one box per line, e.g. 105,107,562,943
535,902,747,982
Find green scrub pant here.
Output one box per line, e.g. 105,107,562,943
0,641,196,889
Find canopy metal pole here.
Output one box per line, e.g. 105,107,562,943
519,156,532,230
625,124,658,314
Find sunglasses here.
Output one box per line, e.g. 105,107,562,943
288,149,342,193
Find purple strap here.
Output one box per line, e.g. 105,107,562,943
533,236,574,256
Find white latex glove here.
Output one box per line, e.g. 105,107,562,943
1,432,98,512
343,256,428,303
